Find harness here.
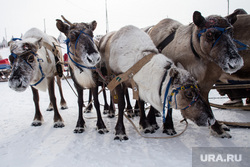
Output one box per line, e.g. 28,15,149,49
157,31,176,53
65,28,97,72
161,73,199,123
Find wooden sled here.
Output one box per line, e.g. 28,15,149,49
210,82,250,128
211,81,250,111
0,58,11,82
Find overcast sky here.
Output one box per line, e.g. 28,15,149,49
0,0,249,41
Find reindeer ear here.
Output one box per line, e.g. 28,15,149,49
89,20,97,31
225,9,247,25
35,38,43,49
169,68,179,78
193,11,206,28
56,19,70,35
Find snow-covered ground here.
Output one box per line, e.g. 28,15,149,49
0,47,250,167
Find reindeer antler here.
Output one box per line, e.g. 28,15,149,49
61,15,73,26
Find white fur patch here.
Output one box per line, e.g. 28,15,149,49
72,67,95,88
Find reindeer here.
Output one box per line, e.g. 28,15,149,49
99,25,215,140
56,16,109,134
147,10,244,138
8,28,67,127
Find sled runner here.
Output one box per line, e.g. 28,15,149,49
211,81,250,111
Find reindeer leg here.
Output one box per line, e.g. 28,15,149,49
114,84,128,140
92,87,109,134
56,75,68,110
85,89,93,113
147,106,159,130
163,108,176,135
139,99,155,133
102,86,110,115
134,100,140,116
124,87,134,118
47,77,64,128
74,84,85,133
31,87,43,126
108,94,115,118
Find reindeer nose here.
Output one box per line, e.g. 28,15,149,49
87,56,93,63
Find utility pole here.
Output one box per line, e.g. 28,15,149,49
5,28,7,42
227,0,230,15
105,0,109,33
44,19,46,33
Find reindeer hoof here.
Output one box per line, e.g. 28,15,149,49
108,113,115,118
46,108,53,111
103,110,109,114
152,124,160,130
140,125,155,134
114,134,129,141
31,120,42,126
210,128,232,138
97,128,109,134
61,106,68,110
163,129,177,135
221,124,230,131
54,122,65,128
74,127,85,133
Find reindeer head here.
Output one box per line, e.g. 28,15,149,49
56,16,100,68
193,10,243,74
167,66,215,126
8,38,42,92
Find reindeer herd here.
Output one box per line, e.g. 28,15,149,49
7,9,250,140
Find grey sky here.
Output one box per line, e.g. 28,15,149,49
0,0,249,41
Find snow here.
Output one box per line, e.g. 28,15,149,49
1,46,250,167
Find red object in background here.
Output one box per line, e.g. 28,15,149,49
0,58,10,65
64,53,68,62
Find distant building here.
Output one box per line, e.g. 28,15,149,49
0,37,8,48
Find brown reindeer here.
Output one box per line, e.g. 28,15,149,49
8,28,66,127
148,10,244,138
56,16,109,134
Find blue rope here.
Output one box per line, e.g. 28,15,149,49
162,77,172,123
198,27,228,48
67,52,97,70
233,39,249,51
11,51,45,87
65,28,97,70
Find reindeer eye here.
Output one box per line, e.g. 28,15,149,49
184,91,193,99
206,32,214,40
27,55,34,63
69,31,79,42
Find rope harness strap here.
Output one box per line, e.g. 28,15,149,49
65,28,97,72
107,53,155,100
162,76,199,123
